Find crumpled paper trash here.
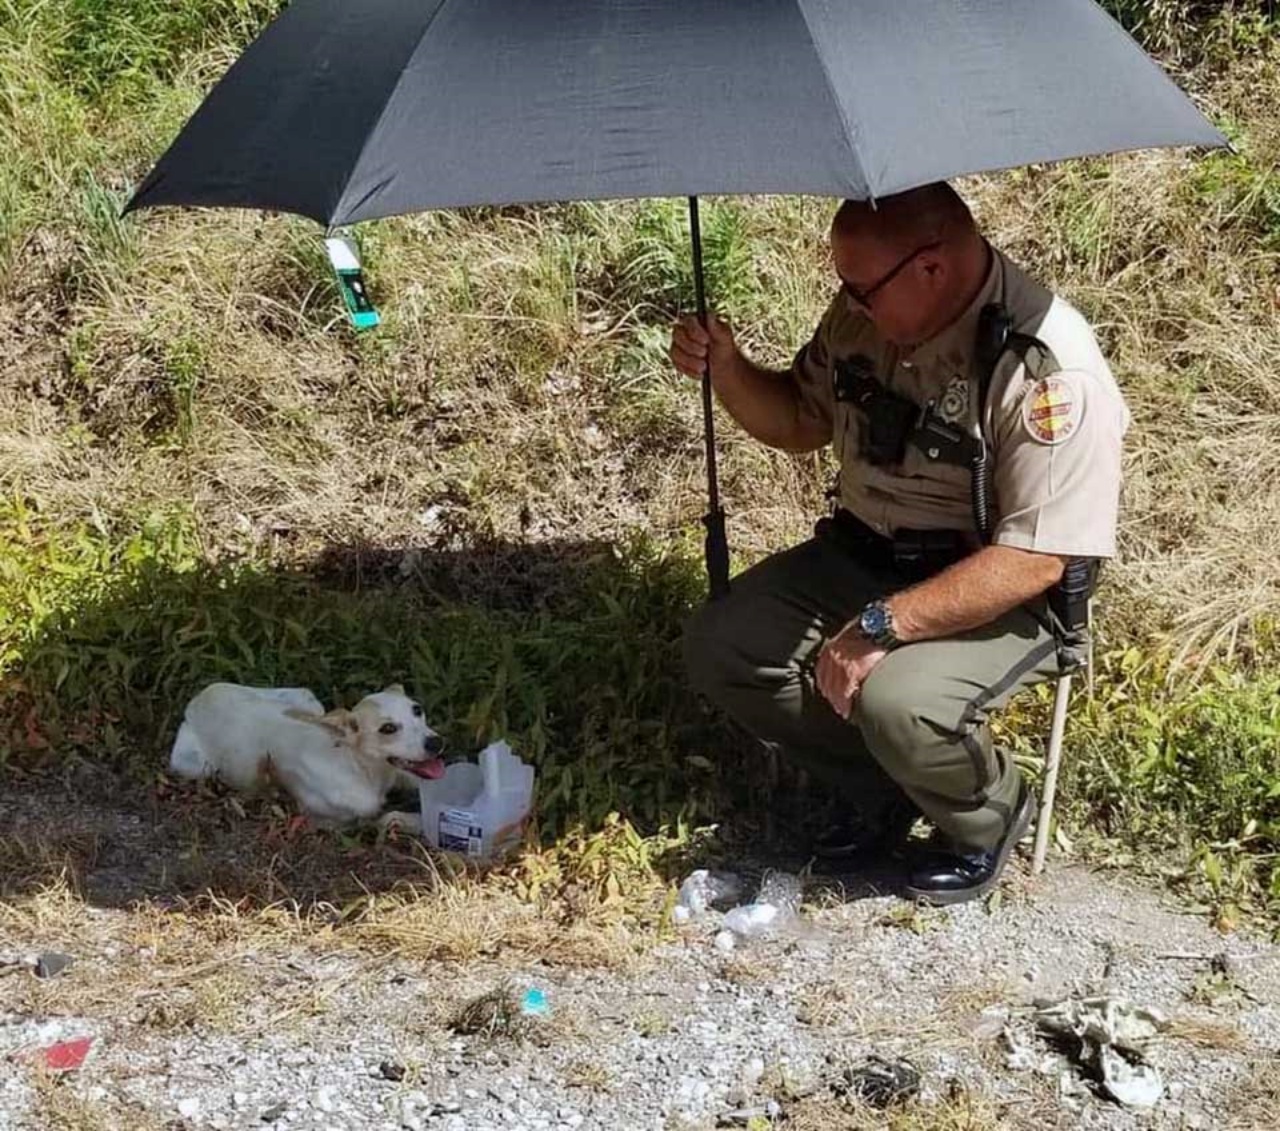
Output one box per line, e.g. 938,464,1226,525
1033,996,1168,1108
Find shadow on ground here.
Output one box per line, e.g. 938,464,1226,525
0,534,887,914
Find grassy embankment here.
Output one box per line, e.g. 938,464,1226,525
2,1,1279,932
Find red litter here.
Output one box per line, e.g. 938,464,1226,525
23,1036,94,1072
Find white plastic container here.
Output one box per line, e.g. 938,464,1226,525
417,741,535,861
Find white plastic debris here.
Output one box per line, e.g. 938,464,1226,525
417,741,534,861
1033,997,1168,1109
723,902,783,936
1098,1046,1165,1108
719,870,802,942
676,869,744,918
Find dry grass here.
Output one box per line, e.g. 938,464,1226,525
632,1007,674,1039
795,979,862,1029
9,50,1273,663
0,784,667,1075
782,1085,1019,1131
1167,1013,1250,1050
1226,1058,1280,1131
28,1072,170,1131
0,772,672,981
7,89,1275,658
448,981,530,1040
964,49,1280,659
562,1058,613,1093
716,952,781,986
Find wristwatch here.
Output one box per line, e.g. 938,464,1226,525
856,598,900,649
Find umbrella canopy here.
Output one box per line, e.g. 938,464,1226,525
126,0,1225,226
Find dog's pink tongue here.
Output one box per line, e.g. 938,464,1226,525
408,757,446,781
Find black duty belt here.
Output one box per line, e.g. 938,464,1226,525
817,509,973,581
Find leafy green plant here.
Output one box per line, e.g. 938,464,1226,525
615,197,768,322
1190,128,1280,248
1101,1,1277,62
1052,649,1280,918
0,506,738,840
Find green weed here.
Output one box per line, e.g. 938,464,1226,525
1101,1,1277,63
33,0,283,104
1,0,1279,934
0,505,737,840
1038,649,1280,919
1191,129,1280,248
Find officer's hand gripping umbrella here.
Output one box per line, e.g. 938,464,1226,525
125,0,1225,600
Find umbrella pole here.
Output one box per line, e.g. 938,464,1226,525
688,195,730,601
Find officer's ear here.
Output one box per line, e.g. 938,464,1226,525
918,248,948,291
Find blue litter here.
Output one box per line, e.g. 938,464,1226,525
520,988,549,1016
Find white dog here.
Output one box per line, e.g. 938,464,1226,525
169,683,445,822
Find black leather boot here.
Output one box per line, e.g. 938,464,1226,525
904,786,1034,906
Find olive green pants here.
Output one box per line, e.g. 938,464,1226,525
682,532,1062,851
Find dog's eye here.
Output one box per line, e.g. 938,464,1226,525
411,704,423,718
379,722,400,736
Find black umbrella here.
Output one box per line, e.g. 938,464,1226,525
126,0,1226,597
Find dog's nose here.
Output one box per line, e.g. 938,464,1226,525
424,734,445,756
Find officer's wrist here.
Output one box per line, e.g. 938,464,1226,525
882,596,922,645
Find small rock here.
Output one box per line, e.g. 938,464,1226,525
178,1097,201,1119
234,1092,250,1108
379,1061,407,1082
260,1101,288,1123
35,953,74,979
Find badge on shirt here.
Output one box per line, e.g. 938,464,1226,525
938,374,970,424
1022,375,1083,445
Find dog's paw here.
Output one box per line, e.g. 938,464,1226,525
378,811,422,838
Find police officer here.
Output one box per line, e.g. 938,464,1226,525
671,183,1128,905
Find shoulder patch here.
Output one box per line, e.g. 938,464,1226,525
1021,374,1084,445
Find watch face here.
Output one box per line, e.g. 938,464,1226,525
860,606,889,638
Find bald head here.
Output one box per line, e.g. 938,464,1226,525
828,183,991,347
833,183,976,257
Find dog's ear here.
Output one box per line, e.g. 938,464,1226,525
383,683,407,697
321,708,360,737
285,707,359,737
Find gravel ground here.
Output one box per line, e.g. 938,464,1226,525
2,785,1278,1131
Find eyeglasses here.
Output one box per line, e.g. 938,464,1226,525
840,241,943,308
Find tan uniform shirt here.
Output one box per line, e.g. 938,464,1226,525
791,246,1129,558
